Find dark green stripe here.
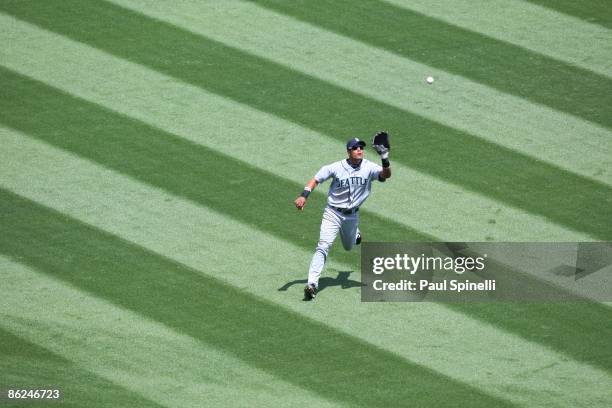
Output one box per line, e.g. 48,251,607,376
526,0,612,29
1,4,611,240
0,328,164,408
0,190,515,408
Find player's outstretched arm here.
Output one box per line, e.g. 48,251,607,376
372,131,392,181
294,178,318,211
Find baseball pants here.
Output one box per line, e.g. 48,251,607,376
307,206,359,288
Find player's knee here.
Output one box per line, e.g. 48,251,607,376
316,240,332,254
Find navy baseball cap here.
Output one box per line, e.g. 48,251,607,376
346,137,366,150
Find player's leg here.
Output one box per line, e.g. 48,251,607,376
307,207,341,290
339,212,360,251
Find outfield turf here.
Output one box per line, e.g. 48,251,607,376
1,1,611,407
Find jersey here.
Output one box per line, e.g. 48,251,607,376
314,158,384,209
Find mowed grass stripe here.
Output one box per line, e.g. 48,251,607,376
0,191,517,408
109,0,612,186
384,0,612,78
1,4,611,239
0,17,591,242
253,0,612,129
0,258,344,408
0,329,165,408
526,0,612,29
3,130,612,407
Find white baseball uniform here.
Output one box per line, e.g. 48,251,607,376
308,158,384,288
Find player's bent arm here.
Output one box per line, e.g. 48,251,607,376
294,178,319,210
305,178,318,191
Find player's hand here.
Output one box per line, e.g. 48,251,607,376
294,196,307,211
372,131,390,159
372,144,389,159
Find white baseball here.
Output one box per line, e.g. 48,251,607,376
426,76,434,84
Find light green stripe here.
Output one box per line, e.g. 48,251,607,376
0,256,344,408
0,15,591,242
106,0,612,186
1,128,610,408
384,0,612,78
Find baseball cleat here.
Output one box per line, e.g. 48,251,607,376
304,284,317,301
356,232,362,245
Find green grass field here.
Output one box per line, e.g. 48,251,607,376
1,1,611,406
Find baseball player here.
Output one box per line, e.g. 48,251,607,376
294,132,392,300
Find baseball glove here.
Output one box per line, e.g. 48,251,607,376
372,131,390,159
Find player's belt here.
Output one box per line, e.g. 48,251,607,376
331,206,359,215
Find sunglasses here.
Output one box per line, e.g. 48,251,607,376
351,146,364,151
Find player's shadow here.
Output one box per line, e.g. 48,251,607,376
278,270,363,293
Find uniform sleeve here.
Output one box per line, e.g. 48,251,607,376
369,162,384,182
314,164,334,184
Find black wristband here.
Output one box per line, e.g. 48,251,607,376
300,188,311,198
382,158,390,168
